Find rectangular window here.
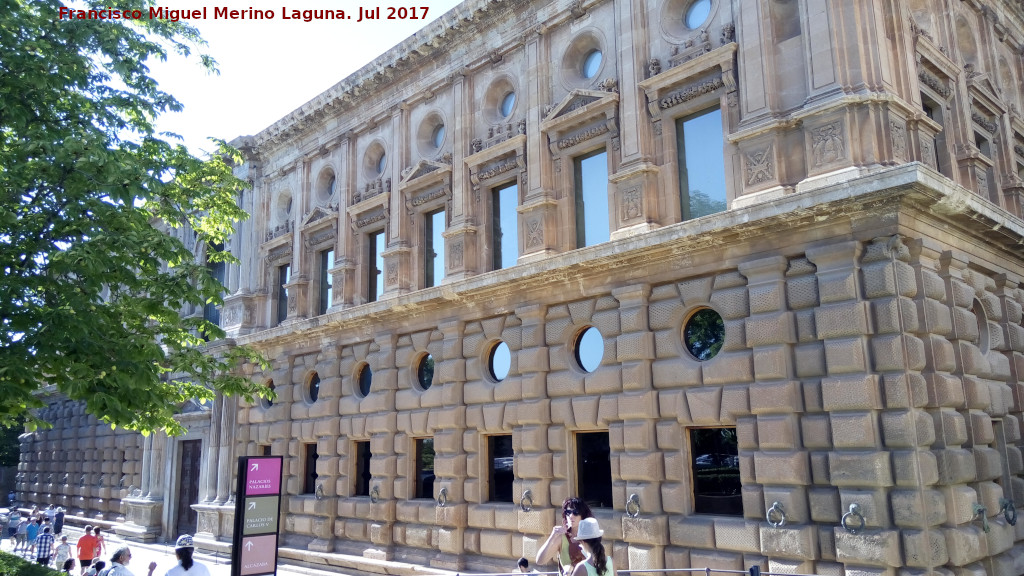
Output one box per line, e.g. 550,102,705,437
318,248,334,315
677,108,727,221
424,209,445,287
276,264,290,325
355,440,372,496
488,435,514,503
204,242,226,328
368,231,385,302
415,438,435,499
492,183,519,270
573,150,610,248
575,431,612,508
303,443,319,495
260,445,272,456
690,427,741,516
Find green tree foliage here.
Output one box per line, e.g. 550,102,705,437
0,0,269,434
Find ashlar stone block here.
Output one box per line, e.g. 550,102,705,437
901,528,949,568
754,452,811,485
757,414,801,451
834,529,903,566
762,486,810,524
668,515,714,547
882,410,935,448
816,302,871,339
973,448,1003,482
822,374,881,411
828,452,893,487
942,485,980,525
621,515,668,546
801,415,832,450
944,525,988,566
713,517,761,553
759,524,818,560
824,337,869,374
890,489,947,527
892,450,940,487
750,380,803,414
830,412,880,449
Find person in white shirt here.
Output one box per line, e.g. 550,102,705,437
104,546,156,576
162,535,211,576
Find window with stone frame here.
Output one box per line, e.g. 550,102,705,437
491,182,519,270
573,149,610,248
488,434,514,503
276,263,290,325
921,93,952,178
689,427,741,516
203,242,226,331
355,440,373,496
367,230,385,302
303,442,318,495
575,431,612,509
676,107,727,220
318,248,334,315
424,208,445,288
415,438,435,499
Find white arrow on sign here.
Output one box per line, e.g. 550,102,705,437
250,463,259,471
246,541,253,551
248,502,256,510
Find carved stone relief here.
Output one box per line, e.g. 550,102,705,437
386,262,399,286
811,122,846,166
526,217,543,248
450,241,464,269
890,120,907,162
745,144,775,185
622,188,642,221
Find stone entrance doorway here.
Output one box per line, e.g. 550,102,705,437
175,439,201,536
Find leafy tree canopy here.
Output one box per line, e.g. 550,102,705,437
0,0,269,434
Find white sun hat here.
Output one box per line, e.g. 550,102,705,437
574,517,604,540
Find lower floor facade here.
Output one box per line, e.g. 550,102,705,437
17,164,1024,575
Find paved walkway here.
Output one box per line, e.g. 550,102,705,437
1,524,343,576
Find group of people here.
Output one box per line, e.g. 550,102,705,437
64,535,207,576
5,508,208,576
533,497,613,576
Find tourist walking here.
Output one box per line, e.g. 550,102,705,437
25,517,39,558
35,525,56,565
103,545,157,576
54,507,65,535
14,516,28,552
162,535,211,576
77,525,98,575
54,534,72,568
93,526,107,557
568,518,613,576
536,497,595,575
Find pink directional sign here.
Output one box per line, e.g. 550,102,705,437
244,457,281,496
238,534,278,576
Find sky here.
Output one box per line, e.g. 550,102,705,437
150,0,464,155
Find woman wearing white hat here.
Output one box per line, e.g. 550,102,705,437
569,518,613,576
162,535,210,576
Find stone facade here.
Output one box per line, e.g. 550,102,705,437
17,0,1024,574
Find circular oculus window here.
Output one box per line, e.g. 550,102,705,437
500,91,516,118
683,308,724,361
574,326,604,373
489,341,511,382
582,49,603,79
685,0,712,29
308,373,321,403
417,354,435,390
357,364,372,398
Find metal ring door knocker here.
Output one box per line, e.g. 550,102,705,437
520,489,533,512
972,503,991,533
626,493,640,518
1001,498,1018,526
841,503,865,534
766,501,786,527
369,485,380,503
437,487,448,508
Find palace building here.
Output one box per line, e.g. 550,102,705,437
18,0,1024,573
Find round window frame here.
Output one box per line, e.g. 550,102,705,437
572,326,604,374
560,30,607,89
499,91,517,118
660,0,717,43
681,307,725,362
306,372,321,404
486,340,512,383
363,141,389,180
355,363,373,399
581,49,603,79
315,169,337,203
483,75,519,124
415,353,436,391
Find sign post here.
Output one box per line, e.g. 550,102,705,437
231,456,283,576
